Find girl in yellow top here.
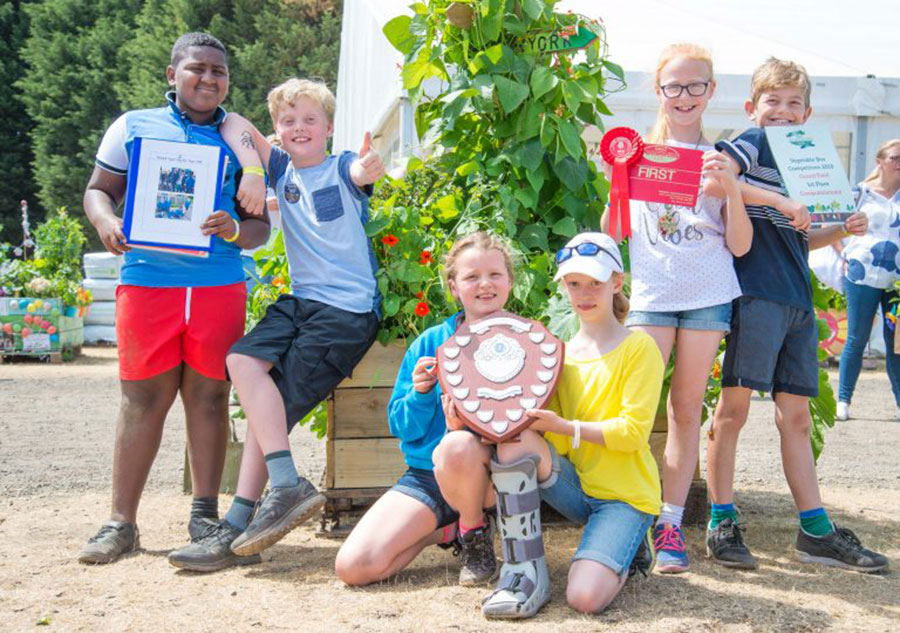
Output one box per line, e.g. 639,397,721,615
497,232,664,615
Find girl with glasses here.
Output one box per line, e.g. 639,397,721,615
601,43,753,573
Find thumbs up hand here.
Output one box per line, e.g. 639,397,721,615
350,131,385,187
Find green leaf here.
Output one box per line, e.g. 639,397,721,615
525,163,545,194
602,59,625,81
562,81,587,112
383,16,415,55
540,114,555,148
456,161,480,176
518,223,549,251
481,0,503,41
518,138,545,171
493,75,530,113
519,101,544,140
557,118,583,159
552,216,577,237
485,43,504,65
364,215,391,237
552,156,588,191
521,0,545,20
435,194,460,220
530,66,558,100
383,294,401,317
402,51,446,89
513,184,538,208
595,98,613,116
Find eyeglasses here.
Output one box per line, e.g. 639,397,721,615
659,81,710,99
884,155,900,164
555,241,622,269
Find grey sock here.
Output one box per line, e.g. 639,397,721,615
224,496,256,531
191,496,218,520
264,450,300,488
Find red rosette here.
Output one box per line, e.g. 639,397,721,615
600,127,644,239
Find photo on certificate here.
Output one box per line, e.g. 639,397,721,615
122,138,225,252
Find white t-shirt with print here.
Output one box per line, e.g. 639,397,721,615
628,140,742,312
842,185,900,289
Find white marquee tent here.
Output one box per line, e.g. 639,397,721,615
334,0,900,183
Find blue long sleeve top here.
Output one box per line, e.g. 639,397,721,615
387,312,461,470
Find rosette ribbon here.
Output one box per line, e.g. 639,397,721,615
600,127,644,239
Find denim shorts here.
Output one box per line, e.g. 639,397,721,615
538,442,655,577
626,301,732,332
722,295,819,397
392,467,459,529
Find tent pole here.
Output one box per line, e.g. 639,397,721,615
854,116,870,185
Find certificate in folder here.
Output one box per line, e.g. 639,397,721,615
122,138,226,254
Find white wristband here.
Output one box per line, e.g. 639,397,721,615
572,420,581,449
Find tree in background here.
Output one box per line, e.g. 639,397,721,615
18,0,143,221
0,1,37,245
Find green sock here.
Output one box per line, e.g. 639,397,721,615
709,503,737,529
799,508,834,536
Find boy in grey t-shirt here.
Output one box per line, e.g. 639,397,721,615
169,78,385,572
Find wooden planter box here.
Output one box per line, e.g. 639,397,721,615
323,341,707,533
0,297,83,362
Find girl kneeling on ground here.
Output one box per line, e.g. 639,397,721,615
334,232,515,586
491,232,664,615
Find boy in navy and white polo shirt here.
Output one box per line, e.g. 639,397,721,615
168,78,385,571
706,57,887,574
80,33,270,565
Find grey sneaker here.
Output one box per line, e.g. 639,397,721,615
78,520,140,564
796,526,889,573
457,524,497,586
230,478,326,556
169,520,261,572
188,515,219,541
706,518,758,570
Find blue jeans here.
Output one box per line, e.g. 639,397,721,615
838,279,900,405
539,442,655,577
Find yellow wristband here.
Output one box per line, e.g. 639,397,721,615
224,218,241,243
243,165,265,177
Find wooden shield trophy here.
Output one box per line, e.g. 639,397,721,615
436,311,564,442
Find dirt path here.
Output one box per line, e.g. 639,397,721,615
1,348,897,632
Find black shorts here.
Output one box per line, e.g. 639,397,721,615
721,295,819,397
228,295,379,430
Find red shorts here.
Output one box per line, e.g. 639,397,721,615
115,283,247,381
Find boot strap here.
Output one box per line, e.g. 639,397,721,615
494,571,535,597
503,536,545,563
497,488,541,517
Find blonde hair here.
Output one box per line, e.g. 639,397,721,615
266,132,282,148
267,78,335,124
863,139,900,184
444,232,515,285
750,57,811,108
647,43,714,144
612,272,629,324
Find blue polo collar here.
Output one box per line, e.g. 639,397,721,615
165,91,227,127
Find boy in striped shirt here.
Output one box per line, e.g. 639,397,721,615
705,57,887,573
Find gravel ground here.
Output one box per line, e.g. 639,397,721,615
0,347,897,632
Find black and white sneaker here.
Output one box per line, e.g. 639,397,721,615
796,526,889,573
706,518,758,570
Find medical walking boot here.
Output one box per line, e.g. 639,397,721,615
481,454,551,619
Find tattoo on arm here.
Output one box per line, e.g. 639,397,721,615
240,131,255,150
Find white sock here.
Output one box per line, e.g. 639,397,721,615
658,503,685,528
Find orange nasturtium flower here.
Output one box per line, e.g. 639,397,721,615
381,234,399,247
415,301,430,317
419,250,433,265
272,276,285,287
711,361,722,380
415,291,424,299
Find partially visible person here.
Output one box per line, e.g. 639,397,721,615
837,139,900,421
78,32,270,565
168,77,384,572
